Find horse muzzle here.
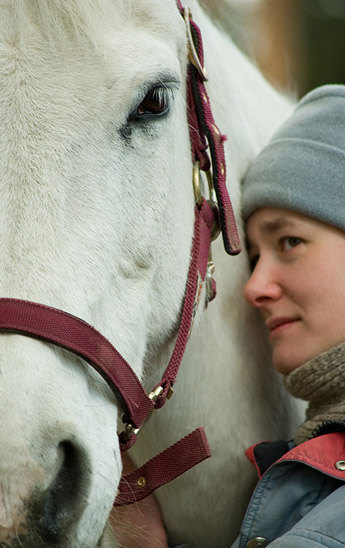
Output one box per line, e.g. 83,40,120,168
0,438,91,547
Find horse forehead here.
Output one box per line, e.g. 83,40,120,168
0,0,185,48
105,0,187,67
0,1,186,87
127,0,184,33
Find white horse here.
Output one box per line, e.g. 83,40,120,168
0,1,303,547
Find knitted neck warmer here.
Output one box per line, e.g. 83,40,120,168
283,342,345,445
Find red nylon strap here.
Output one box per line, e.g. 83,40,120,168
0,297,153,429
177,0,241,255
114,427,211,506
155,197,213,409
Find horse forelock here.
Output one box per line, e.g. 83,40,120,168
6,0,125,47
6,0,184,49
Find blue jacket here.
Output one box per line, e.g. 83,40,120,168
231,431,345,548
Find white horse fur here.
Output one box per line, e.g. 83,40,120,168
0,1,303,547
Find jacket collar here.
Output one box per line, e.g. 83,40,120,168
247,428,345,479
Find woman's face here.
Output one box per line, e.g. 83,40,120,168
243,208,345,374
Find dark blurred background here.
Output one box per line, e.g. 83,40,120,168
202,0,345,97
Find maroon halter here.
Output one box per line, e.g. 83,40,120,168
0,2,241,505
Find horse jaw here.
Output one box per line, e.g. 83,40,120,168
0,1,194,546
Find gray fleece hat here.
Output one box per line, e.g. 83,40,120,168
242,84,345,230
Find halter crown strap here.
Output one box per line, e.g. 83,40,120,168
177,1,241,255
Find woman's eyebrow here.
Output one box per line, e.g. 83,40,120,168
260,217,296,235
246,217,296,252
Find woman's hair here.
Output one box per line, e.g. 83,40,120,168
241,85,345,231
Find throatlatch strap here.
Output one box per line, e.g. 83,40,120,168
155,198,213,409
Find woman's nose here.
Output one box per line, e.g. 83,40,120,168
243,260,282,308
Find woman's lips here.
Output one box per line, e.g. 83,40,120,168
266,317,300,338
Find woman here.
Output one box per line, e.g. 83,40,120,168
234,83,345,548
112,84,345,547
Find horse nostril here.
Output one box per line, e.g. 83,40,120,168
36,440,89,542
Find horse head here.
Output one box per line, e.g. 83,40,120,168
0,1,199,545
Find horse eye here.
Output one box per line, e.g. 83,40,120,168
128,86,170,122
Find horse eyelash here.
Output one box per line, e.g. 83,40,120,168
128,84,176,123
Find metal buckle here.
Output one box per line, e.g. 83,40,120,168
120,385,165,443
192,166,220,303
205,170,220,242
205,249,216,304
183,7,208,82
192,162,203,207
193,163,221,241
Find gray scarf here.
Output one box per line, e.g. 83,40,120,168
283,342,345,445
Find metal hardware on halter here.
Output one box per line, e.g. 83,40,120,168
193,162,220,241
205,170,221,242
205,251,216,304
192,162,203,207
183,7,208,82
192,162,220,304
120,385,164,444
180,0,241,255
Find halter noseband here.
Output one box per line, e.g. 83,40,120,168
0,2,241,506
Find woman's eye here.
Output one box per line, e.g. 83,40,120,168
280,236,302,251
128,86,171,122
